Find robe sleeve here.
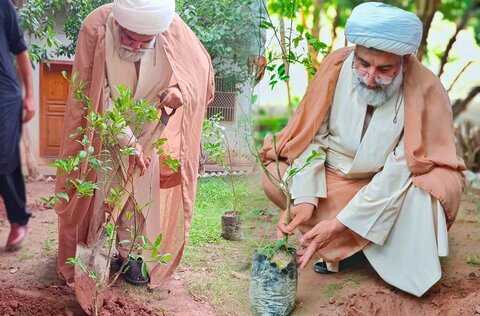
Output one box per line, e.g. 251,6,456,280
103,78,138,148
284,110,330,206
336,137,413,245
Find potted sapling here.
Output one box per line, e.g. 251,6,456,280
202,113,243,241
248,135,324,316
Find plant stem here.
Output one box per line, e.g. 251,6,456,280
222,130,238,214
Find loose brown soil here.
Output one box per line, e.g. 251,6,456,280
289,188,480,316
0,179,216,316
1,178,479,315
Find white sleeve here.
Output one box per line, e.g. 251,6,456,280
336,138,413,245
284,110,329,206
104,79,137,148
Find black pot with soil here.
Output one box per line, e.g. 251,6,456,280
249,247,297,315
221,211,243,241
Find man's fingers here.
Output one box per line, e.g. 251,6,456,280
128,155,135,176
285,214,307,233
158,91,173,109
300,227,317,246
159,91,168,102
276,227,284,241
138,155,147,176
22,109,34,123
299,243,317,269
277,221,292,235
277,212,292,235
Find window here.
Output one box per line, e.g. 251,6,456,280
207,77,237,123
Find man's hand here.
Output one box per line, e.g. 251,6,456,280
128,143,151,177
22,95,35,123
276,203,315,240
296,218,347,269
157,84,183,110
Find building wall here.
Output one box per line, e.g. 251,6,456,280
25,22,72,164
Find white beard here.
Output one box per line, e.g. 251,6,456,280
112,24,145,63
352,71,403,107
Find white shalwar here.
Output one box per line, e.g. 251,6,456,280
287,53,448,297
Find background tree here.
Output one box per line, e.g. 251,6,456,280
266,0,479,116
177,0,262,88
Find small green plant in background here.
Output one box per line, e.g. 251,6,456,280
42,237,57,256
323,282,342,299
258,0,328,112
467,254,480,266
202,113,240,215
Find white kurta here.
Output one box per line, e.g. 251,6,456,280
287,53,448,297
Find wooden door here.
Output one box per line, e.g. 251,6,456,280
39,61,73,157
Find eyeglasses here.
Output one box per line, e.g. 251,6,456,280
118,26,156,51
351,56,401,86
120,44,154,53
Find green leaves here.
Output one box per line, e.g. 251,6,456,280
177,0,260,88
69,179,98,198
154,137,181,173
305,32,328,56
202,113,228,165
163,156,181,173
259,19,275,30
285,150,325,181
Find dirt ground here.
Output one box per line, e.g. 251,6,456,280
0,178,479,315
0,179,215,316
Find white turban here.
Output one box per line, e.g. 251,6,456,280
345,2,422,56
113,0,175,35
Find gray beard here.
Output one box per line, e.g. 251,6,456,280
112,24,145,62
352,71,403,107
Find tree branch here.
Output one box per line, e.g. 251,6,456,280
416,0,441,61
448,60,474,93
452,86,480,118
438,0,479,78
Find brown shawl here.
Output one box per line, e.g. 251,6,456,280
55,4,214,285
261,47,465,227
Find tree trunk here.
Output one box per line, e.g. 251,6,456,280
416,0,441,61
279,18,293,112
438,0,479,78
22,125,43,180
308,0,323,70
452,86,480,118
327,6,340,54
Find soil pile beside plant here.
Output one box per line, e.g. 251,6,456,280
337,275,480,315
0,285,82,315
0,285,162,316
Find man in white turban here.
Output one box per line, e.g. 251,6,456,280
262,2,465,297
55,0,214,287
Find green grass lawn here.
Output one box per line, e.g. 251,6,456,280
183,174,279,315
188,175,270,247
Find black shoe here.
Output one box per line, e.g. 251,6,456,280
117,257,150,286
314,251,367,274
314,261,335,274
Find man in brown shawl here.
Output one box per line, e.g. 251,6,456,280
262,2,465,297
55,0,214,287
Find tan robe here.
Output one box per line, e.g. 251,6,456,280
55,4,214,286
286,52,449,296
261,47,465,227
